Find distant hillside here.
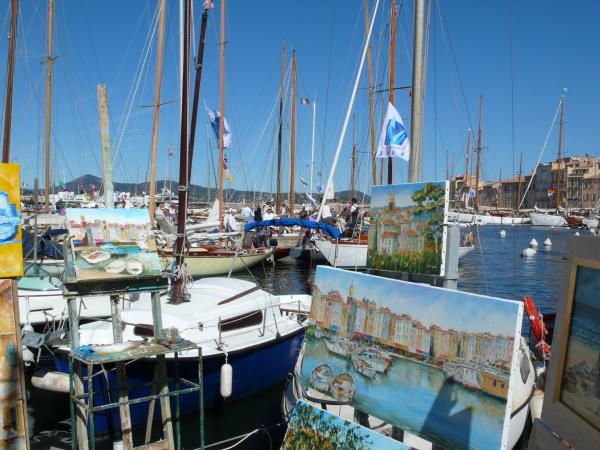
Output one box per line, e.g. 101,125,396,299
42,174,369,204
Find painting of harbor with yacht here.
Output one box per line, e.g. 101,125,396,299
301,266,523,449
367,182,448,275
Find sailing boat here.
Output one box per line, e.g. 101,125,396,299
530,93,568,227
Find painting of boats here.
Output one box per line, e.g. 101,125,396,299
300,266,523,450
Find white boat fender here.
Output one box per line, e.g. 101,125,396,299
529,238,538,248
499,230,506,238
529,389,544,421
220,363,233,398
543,238,552,246
574,231,580,236
31,370,70,393
522,248,536,257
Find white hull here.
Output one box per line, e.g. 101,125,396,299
314,239,367,268
582,217,599,229
529,212,568,227
162,251,269,277
448,211,530,225
458,245,475,259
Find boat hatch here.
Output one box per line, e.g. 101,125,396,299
220,310,263,332
133,324,155,338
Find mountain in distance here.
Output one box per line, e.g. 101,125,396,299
41,174,370,204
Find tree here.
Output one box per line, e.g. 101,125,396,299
411,183,445,252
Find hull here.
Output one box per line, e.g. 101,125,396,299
163,252,268,277
448,211,530,225
458,245,475,259
314,239,367,268
288,247,328,264
529,212,568,227
54,329,305,437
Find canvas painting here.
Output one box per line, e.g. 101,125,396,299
560,265,600,430
282,400,408,449
300,266,523,450
367,181,449,276
0,163,23,278
66,208,162,281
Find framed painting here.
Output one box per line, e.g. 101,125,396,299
0,163,23,278
366,181,449,276
540,236,600,449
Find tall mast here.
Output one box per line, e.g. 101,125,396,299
408,0,426,182
387,0,396,185
464,128,471,192
276,43,285,214
363,0,377,186
217,0,226,228
474,96,483,211
43,0,54,211
310,99,316,195
1,0,19,163
516,150,523,211
149,0,167,226
206,123,211,204
498,167,502,208
556,95,564,210
172,0,191,304
351,114,357,199
97,84,114,208
289,50,297,214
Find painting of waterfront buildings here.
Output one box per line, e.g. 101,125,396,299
300,266,523,449
282,400,408,450
65,208,162,281
367,181,449,276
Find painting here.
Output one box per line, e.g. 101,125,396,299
66,208,162,282
300,266,523,450
0,280,28,447
282,400,408,449
559,264,600,430
367,181,449,276
0,163,23,278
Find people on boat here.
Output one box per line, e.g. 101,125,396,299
299,206,308,220
254,205,263,222
224,208,239,232
320,198,334,225
344,197,359,237
241,205,253,223
263,207,276,221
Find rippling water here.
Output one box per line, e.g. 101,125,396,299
29,224,585,448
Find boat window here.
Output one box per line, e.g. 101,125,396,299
220,310,263,332
133,324,154,338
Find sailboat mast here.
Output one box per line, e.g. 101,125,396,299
516,150,523,211
310,99,316,195
351,114,357,199
276,43,285,214
363,0,377,186
97,84,114,209
464,128,471,192
556,95,564,210
172,0,191,304
43,0,54,211
149,0,167,226
408,0,426,182
2,0,19,163
474,96,483,211
498,167,502,208
289,50,297,214
387,0,396,185
217,0,226,228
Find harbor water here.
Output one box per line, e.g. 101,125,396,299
28,225,580,448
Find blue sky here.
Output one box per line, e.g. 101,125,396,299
370,180,445,209
316,266,522,336
2,1,600,194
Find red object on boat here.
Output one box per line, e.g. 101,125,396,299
566,216,583,226
523,295,551,360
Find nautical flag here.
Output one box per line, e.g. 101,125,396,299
223,156,233,183
207,109,232,148
301,98,310,105
376,102,410,161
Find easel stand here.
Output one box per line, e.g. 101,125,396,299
65,288,204,450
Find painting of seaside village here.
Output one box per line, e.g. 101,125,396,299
300,266,522,450
560,265,600,430
282,400,408,450
367,181,449,276
66,208,162,281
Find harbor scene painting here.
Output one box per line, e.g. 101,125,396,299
66,208,162,281
367,181,448,276
282,400,408,449
300,266,523,449
560,264,600,430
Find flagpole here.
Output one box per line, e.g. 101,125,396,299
317,0,380,220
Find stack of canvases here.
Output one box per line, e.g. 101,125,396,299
293,265,528,450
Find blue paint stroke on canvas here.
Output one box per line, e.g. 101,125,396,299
0,191,20,245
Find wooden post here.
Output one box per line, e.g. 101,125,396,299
217,0,226,228
474,96,483,210
387,0,396,185
276,43,285,214
44,0,54,211
68,297,88,449
97,84,114,208
408,0,426,182
363,0,377,186
289,50,297,214
149,0,167,226
2,0,19,163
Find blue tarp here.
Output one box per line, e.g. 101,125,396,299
22,228,66,260
244,218,342,239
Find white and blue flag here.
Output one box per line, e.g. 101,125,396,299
207,109,232,148
376,102,410,161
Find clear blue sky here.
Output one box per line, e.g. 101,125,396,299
2,0,600,195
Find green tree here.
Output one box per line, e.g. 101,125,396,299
411,183,445,252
